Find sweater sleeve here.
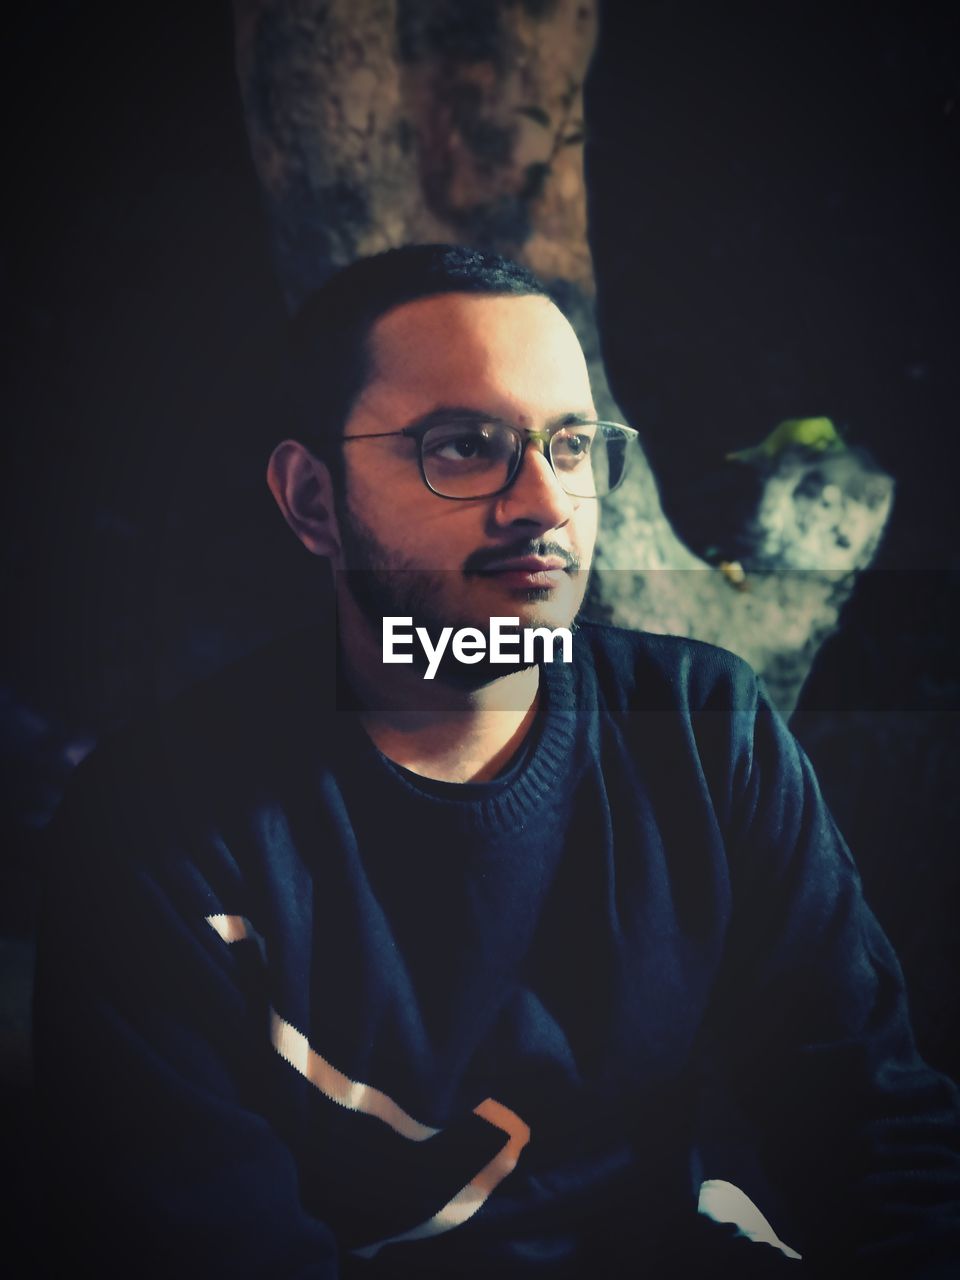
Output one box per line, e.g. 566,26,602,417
32,748,340,1278
704,676,960,1277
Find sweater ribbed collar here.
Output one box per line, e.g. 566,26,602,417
344,655,581,838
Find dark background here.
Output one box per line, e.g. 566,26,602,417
2,0,959,1247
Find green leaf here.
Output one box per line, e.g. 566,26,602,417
727,416,846,464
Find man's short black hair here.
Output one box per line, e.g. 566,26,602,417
288,244,550,487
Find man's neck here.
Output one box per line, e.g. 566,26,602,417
336,596,542,784
360,681,542,784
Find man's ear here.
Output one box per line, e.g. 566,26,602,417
266,440,342,561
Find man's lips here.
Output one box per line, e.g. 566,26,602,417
478,555,569,574
474,554,573,589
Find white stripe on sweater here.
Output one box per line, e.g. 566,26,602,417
206,912,531,1252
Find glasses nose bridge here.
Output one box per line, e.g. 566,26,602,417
520,426,552,448
507,425,573,505
513,425,556,477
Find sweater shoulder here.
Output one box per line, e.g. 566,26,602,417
43,632,332,916
574,620,760,717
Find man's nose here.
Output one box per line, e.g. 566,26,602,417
493,440,576,530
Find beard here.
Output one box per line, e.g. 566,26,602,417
335,503,578,690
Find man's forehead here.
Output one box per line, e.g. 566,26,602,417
358,291,593,419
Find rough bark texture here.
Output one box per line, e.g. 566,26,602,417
232,0,893,716
234,0,596,302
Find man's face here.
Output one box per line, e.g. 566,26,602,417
333,292,600,659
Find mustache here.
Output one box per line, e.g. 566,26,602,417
463,539,580,575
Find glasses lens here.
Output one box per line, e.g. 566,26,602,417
550,423,632,497
420,421,519,498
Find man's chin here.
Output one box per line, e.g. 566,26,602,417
424,652,538,693
468,576,587,634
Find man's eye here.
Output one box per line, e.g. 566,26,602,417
426,429,497,463
553,432,593,465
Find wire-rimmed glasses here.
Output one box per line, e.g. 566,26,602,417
341,416,638,500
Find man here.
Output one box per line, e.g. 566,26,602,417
34,245,959,1277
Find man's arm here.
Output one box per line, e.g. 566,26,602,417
700,677,960,1277
32,744,339,1278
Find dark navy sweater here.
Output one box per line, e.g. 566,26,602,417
34,623,960,1276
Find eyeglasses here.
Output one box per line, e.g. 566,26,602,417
341,416,639,500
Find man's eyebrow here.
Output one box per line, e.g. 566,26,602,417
555,412,598,427
402,406,491,431
401,406,598,431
